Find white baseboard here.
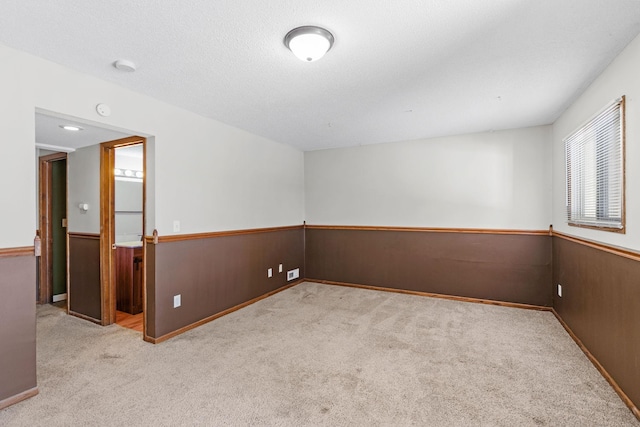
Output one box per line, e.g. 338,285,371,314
52,293,67,302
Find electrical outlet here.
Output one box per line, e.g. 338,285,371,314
557,284,562,297
287,268,300,281
268,268,273,278
173,220,181,232
174,294,181,308
279,264,283,273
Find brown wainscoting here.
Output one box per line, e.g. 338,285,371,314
157,225,304,242
553,230,640,262
68,233,101,322
305,227,552,307
306,224,550,236
144,241,156,341
148,280,304,344
0,252,37,407
146,225,305,340
553,235,640,417
552,309,640,420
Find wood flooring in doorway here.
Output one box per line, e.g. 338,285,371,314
116,311,143,332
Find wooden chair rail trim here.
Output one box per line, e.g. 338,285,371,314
67,232,100,240
551,309,640,421
145,279,304,344
0,246,34,258
0,387,39,410
305,224,551,236
308,279,552,312
552,231,640,262
145,224,304,244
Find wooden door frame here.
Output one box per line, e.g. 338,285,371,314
99,136,146,327
38,152,68,305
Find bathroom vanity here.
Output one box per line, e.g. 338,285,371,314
116,241,143,315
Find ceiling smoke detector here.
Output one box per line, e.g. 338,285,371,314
113,59,136,72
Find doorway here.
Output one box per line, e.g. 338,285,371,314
114,143,145,332
100,137,146,335
38,152,68,306
34,111,151,341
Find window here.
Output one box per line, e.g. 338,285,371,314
565,96,625,232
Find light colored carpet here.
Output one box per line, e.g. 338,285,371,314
1,282,637,426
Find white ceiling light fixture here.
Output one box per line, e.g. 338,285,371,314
114,59,136,72
284,26,334,62
59,124,83,131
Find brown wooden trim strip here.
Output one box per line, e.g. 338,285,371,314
155,225,304,243
0,387,38,410
305,224,550,236
68,310,102,325
68,232,100,240
552,231,640,263
145,279,304,344
568,221,625,234
0,246,34,258
100,136,145,149
39,152,67,162
308,279,552,312
551,309,640,421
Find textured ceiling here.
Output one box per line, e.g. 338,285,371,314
4,1,640,151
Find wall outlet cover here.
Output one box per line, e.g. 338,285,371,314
173,294,181,308
268,268,273,278
287,268,300,281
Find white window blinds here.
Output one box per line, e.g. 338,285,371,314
565,96,624,231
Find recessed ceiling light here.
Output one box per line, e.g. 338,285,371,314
59,125,83,131
284,26,334,62
114,59,136,72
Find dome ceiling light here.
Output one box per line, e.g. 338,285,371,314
284,26,334,62
59,124,83,131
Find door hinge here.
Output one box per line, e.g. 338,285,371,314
61,218,67,228
34,235,41,257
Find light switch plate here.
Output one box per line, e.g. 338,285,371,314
174,294,181,308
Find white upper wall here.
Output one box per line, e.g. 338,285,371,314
0,43,305,248
67,145,100,234
305,126,552,230
552,33,640,251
